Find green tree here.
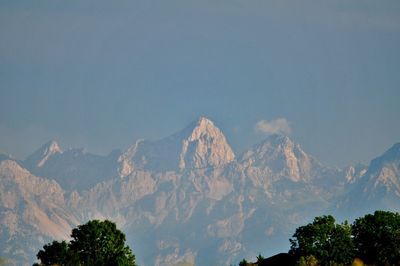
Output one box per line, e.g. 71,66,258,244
35,241,72,266
352,210,400,266
289,215,354,266
297,255,319,266
34,220,136,266
238,258,249,266
256,253,265,264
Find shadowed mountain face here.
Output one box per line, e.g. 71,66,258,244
23,142,120,192
337,143,400,219
0,117,399,265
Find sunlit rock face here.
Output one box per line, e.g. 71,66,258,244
23,140,62,169
1,117,399,266
339,143,400,216
118,117,235,175
179,117,235,169
0,160,78,265
239,134,318,182
365,143,400,196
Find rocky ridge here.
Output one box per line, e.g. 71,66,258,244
0,117,399,265
118,117,235,175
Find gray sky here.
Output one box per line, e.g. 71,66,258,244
1,0,399,167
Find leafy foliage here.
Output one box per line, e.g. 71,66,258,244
34,220,136,266
35,241,71,266
352,210,400,266
296,255,318,266
256,253,265,264
238,258,249,266
289,215,354,266
236,211,400,266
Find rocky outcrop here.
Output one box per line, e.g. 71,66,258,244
178,117,235,169
118,117,235,175
23,143,120,191
1,118,399,266
343,143,400,211
240,134,320,183
0,160,78,265
23,140,62,169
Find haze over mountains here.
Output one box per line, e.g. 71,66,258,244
1,117,399,265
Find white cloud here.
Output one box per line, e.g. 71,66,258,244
255,118,291,135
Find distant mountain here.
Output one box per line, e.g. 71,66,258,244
23,140,62,169
0,160,78,265
338,143,400,217
118,117,235,175
0,117,398,265
240,134,320,182
23,142,120,191
363,143,400,198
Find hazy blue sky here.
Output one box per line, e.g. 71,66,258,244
1,0,399,167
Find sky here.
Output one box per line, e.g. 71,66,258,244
0,0,399,167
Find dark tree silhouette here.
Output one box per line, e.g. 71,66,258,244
289,215,353,266
353,210,400,266
35,241,71,266
34,220,136,266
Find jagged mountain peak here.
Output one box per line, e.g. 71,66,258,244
339,143,400,214
361,143,400,195
118,117,235,174
258,134,294,149
196,116,214,126
189,117,218,139
24,140,63,169
179,117,235,169
41,140,62,154
240,134,316,182
244,134,300,159
176,116,222,139
366,142,400,176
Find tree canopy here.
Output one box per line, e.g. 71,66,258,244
34,220,136,266
352,210,400,266
289,215,354,266
236,210,400,266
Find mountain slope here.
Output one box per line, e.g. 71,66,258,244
0,118,399,266
23,140,62,169
339,143,400,216
239,134,319,182
23,143,120,191
118,117,235,175
0,160,79,265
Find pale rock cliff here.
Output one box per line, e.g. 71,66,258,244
118,117,235,175
23,140,62,169
1,119,399,266
240,134,316,182
0,160,78,265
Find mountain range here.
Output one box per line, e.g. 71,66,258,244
0,117,399,265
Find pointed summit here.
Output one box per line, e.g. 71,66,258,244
240,134,317,182
179,117,235,169
340,143,400,214
24,140,62,169
360,142,400,197
197,116,213,126
177,117,220,139
118,117,235,174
